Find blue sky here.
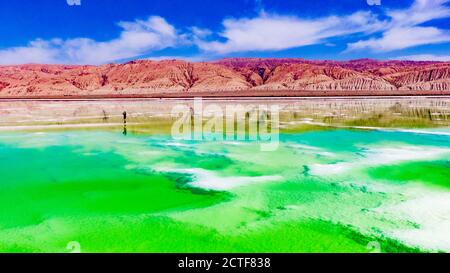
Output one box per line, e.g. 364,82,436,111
0,0,449,64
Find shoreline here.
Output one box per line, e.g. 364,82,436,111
0,89,449,101
1,96,449,102
1,94,450,102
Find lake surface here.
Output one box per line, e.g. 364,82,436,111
0,98,449,253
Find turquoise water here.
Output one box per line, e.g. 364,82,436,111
0,127,449,253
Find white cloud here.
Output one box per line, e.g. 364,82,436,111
348,27,450,52
0,16,180,65
190,27,212,39
0,40,61,64
393,54,450,61
387,0,450,26
198,0,450,55
347,0,450,52
196,11,386,54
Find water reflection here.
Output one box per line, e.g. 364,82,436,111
0,98,448,130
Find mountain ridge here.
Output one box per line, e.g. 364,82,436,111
0,58,449,97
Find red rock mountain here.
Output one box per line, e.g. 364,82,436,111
0,58,449,97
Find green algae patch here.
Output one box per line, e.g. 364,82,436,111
0,216,418,253
0,143,229,230
343,114,447,129
368,161,450,190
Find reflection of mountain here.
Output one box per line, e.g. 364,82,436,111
0,58,449,96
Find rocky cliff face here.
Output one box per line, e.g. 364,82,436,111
0,58,448,96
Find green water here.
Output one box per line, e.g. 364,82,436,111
0,126,449,253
